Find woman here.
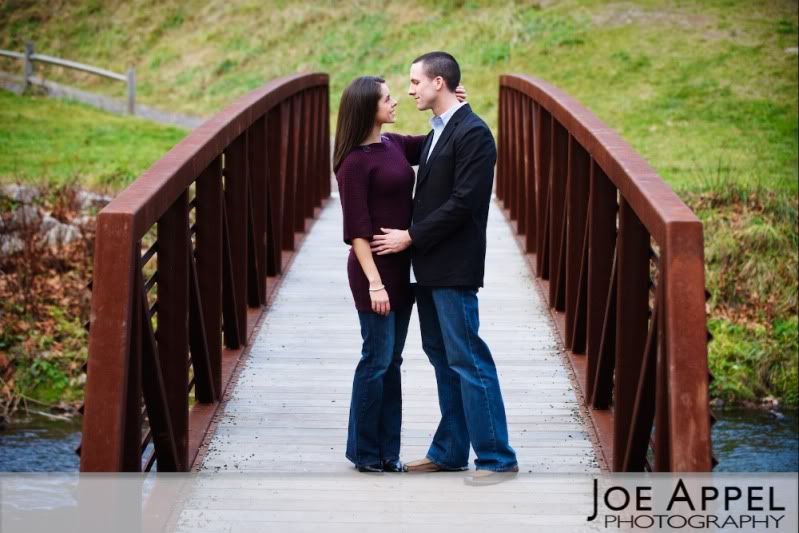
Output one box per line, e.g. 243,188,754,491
333,76,464,472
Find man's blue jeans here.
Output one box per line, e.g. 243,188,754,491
415,286,518,472
346,306,411,467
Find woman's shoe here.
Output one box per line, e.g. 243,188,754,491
356,463,384,473
382,459,403,472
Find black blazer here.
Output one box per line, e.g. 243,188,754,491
408,104,496,287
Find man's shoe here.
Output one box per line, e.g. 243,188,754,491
463,466,519,486
356,463,383,473
402,457,467,473
382,459,403,473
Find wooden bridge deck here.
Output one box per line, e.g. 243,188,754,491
174,194,601,531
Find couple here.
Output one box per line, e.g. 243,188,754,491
333,52,518,481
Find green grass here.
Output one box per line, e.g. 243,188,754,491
1,0,795,192
0,90,186,189
0,0,796,406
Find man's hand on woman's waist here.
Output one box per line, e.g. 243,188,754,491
371,228,412,255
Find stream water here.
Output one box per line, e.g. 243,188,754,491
0,408,796,472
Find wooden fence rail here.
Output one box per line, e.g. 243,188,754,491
497,74,714,472
79,73,330,471
0,42,136,113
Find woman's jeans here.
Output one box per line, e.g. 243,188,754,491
346,306,411,467
415,286,518,472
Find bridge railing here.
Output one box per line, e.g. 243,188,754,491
498,74,713,471
80,73,330,471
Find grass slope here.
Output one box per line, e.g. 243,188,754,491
1,0,797,406
0,90,186,188
2,0,796,191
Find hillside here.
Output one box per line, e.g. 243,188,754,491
1,0,796,191
0,0,797,407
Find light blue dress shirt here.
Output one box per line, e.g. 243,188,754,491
426,101,467,162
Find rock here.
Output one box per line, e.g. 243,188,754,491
0,234,24,256
1,184,39,203
761,395,779,409
768,409,785,420
40,213,61,233
76,191,113,210
709,397,724,409
9,204,42,229
785,47,798,55
44,222,81,248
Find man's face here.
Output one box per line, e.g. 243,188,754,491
408,61,442,112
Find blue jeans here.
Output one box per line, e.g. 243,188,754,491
415,286,518,472
346,306,411,467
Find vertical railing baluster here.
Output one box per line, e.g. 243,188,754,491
586,162,617,400
496,87,505,203
224,132,249,345
516,92,527,235
322,86,331,199
510,90,521,223
503,90,512,211
292,93,305,232
122,268,142,471
281,99,296,251
156,191,190,471
564,139,590,349
655,285,671,471
302,90,315,218
613,198,650,470
548,121,568,307
248,118,268,305
307,89,319,211
266,106,284,275
195,156,223,398
534,107,551,276
314,88,322,209
502,89,520,211
523,95,536,253
622,280,660,471
318,87,327,203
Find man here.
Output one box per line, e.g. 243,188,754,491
371,51,518,480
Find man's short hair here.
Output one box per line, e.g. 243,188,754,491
412,51,460,92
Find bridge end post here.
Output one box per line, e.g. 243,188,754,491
664,220,713,471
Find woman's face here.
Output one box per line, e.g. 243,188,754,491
374,82,397,126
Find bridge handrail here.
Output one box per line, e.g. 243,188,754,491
498,74,712,471
80,72,330,471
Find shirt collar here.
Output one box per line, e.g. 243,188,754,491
430,101,466,128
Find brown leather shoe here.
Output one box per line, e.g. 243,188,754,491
463,466,519,486
402,457,467,472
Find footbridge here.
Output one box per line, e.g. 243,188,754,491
76,71,714,528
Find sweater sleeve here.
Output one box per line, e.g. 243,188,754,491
385,133,427,166
337,155,373,245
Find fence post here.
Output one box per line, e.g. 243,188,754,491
23,41,34,91
127,67,136,115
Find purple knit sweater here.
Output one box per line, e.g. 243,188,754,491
335,132,425,312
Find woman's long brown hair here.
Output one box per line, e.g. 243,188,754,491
333,76,385,172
